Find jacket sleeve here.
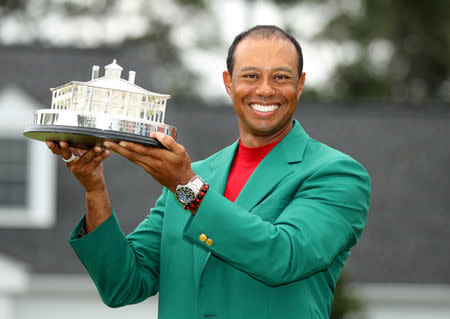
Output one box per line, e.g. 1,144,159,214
183,157,371,287
68,188,168,307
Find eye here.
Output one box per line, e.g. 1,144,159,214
244,73,257,79
274,74,289,80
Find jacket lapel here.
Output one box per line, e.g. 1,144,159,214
192,120,309,287
235,120,308,211
234,146,292,211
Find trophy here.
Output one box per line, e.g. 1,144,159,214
23,59,177,148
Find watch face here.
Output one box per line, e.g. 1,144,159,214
177,186,195,204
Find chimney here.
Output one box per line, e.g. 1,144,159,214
128,71,136,84
91,65,100,80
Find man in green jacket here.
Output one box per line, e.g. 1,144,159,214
48,25,371,318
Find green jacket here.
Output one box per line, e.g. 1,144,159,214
69,119,371,318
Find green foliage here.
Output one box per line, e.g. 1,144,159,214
174,0,206,8
235,0,449,104
0,0,205,98
317,0,450,103
0,0,26,13
1,0,448,103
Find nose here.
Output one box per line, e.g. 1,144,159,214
255,77,275,97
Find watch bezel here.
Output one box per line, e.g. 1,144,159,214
175,175,204,206
176,186,196,205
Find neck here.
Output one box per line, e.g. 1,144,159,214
239,121,293,148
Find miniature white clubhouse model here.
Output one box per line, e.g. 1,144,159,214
24,59,177,148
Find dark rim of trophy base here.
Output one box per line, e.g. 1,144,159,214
23,125,164,149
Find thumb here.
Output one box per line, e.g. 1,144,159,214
151,132,176,151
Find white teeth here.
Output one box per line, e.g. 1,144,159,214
250,104,280,112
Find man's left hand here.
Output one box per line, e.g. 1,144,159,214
104,132,196,193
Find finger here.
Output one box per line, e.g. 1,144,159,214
116,141,156,156
46,141,61,155
83,149,111,172
105,141,148,165
76,146,104,167
150,132,177,152
59,141,76,161
70,147,89,157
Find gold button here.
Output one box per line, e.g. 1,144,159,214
199,234,207,242
206,238,213,246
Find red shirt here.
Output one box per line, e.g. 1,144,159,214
224,139,280,202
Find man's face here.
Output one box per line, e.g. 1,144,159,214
223,37,305,144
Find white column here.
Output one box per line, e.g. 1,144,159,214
87,87,93,112
70,85,75,110
58,90,62,109
124,93,129,117
144,96,149,120
106,89,112,114
161,100,166,123
149,98,154,121
63,88,67,110
157,103,161,123
158,100,163,123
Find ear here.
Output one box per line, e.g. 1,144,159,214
223,71,233,98
297,72,306,100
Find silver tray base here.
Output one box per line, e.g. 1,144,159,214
24,125,163,149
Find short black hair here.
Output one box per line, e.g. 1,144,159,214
226,25,303,77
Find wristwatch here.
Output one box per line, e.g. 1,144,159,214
175,175,204,207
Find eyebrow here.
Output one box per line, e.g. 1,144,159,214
273,67,296,76
238,66,296,76
238,67,259,73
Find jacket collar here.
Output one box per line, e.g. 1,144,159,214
234,119,308,210
203,119,309,208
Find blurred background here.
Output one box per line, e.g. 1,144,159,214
0,0,449,318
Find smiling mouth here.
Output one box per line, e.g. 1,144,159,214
249,103,280,112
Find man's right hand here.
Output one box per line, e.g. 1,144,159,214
46,141,111,193
46,140,112,234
